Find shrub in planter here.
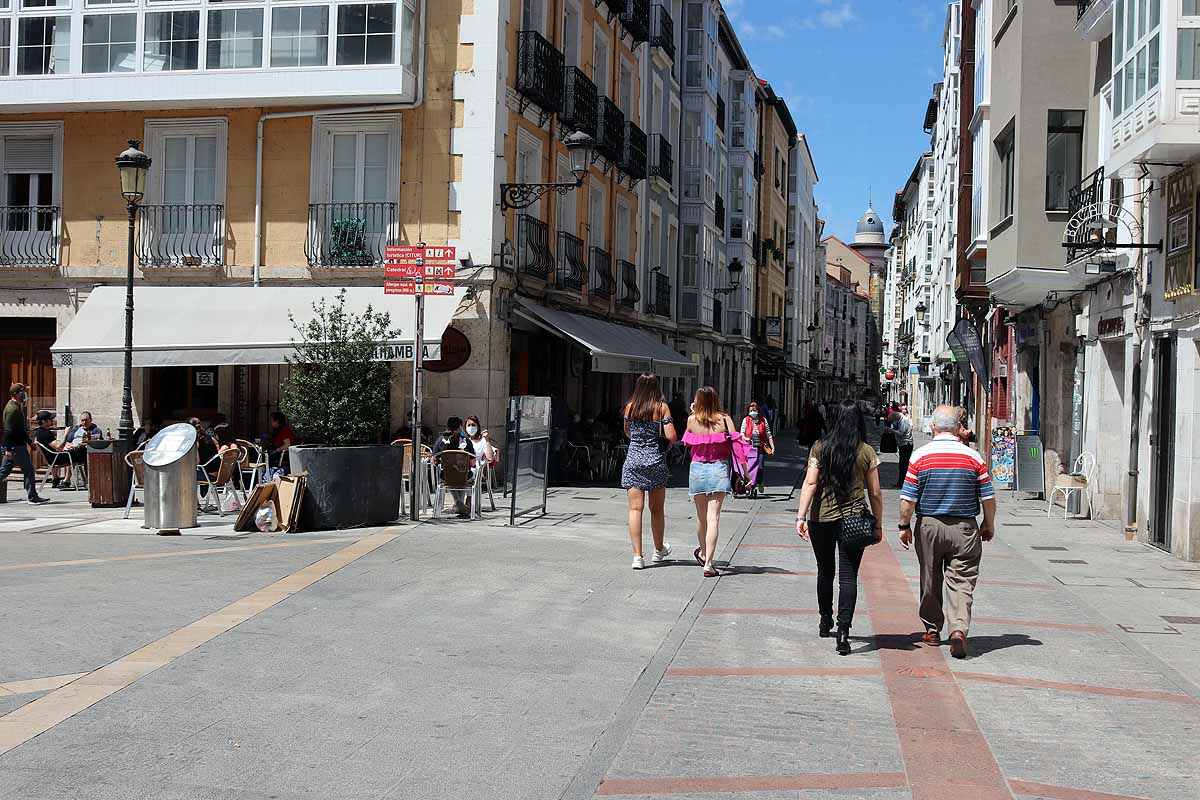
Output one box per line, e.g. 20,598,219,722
280,290,405,529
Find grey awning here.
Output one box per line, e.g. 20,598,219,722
52,286,461,368
514,301,698,378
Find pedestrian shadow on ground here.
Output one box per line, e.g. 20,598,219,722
852,631,1044,656
712,564,802,577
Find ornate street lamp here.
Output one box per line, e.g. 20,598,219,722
115,140,151,443
500,131,596,211
714,257,744,295
914,301,928,325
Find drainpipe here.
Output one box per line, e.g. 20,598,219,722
1125,175,1148,537
252,0,428,286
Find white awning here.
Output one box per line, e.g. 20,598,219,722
986,266,1087,312
514,301,698,378
51,286,462,368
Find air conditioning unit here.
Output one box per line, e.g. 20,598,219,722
997,364,1008,378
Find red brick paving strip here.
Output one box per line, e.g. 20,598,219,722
955,672,1198,705
596,772,909,795
860,541,1016,800
1008,779,1154,800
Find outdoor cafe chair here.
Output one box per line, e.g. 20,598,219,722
1047,451,1097,519
123,448,145,520
391,439,435,515
481,446,499,512
35,440,71,494
236,439,267,487
198,448,246,516
431,450,480,519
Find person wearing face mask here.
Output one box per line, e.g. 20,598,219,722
464,416,495,466
741,401,775,494
0,384,48,503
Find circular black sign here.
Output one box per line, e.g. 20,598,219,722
424,327,472,373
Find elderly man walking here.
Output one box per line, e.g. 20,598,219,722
897,405,995,658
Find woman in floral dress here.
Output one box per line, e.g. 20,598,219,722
621,373,677,570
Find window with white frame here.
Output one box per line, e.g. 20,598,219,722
142,119,226,259
1045,110,1083,211
556,155,575,234
207,8,264,70
0,126,61,235
995,122,1015,221
335,4,394,66
561,0,580,67
684,1,701,88
648,209,660,268
0,21,9,76
592,25,609,96
615,197,630,261
270,6,329,68
618,58,634,118
1112,0,1160,118
312,115,400,206
588,183,606,250
515,128,542,218
82,13,136,73
17,15,70,75
144,10,200,71
521,0,545,34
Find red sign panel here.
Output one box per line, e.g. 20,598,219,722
384,281,457,296
384,245,457,265
384,263,458,279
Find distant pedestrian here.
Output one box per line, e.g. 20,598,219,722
0,384,48,504
795,399,883,654
740,401,774,493
683,386,748,577
898,404,997,659
888,408,914,488
622,373,677,570
797,400,825,447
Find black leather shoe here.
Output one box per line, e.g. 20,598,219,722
29,496,49,504
819,614,834,638
835,625,851,656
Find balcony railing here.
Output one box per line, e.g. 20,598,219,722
518,214,553,280
305,202,397,268
590,246,615,299
649,134,673,185
137,204,224,268
598,97,626,165
620,121,648,182
516,30,565,115
0,206,60,267
1065,166,1105,263
617,259,641,309
620,0,651,43
557,231,587,291
647,271,671,316
650,4,675,60
605,0,629,13
1076,0,1095,20
561,66,599,137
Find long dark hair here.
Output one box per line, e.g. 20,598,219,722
815,398,868,505
625,373,663,422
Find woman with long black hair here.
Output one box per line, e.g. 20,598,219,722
621,374,677,570
794,398,884,654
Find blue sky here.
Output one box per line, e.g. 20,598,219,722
722,0,950,242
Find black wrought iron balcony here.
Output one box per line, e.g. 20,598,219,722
516,30,564,114
649,134,673,185
620,0,651,43
1077,0,1095,20
712,298,723,334
137,204,224,268
617,260,641,309
1065,166,1105,263
650,4,675,60
561,66,598,137
715,193,725,235
620,121,647,182
647,271,671,317
518,214,553,280
0,205,60,267
557,231,587,291
590,246,615,299
305,202,397,268
605,0,628,13
598,97,625,165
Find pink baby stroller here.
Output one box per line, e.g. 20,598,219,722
730,446,759,499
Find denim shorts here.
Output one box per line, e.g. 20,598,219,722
689,460,731,496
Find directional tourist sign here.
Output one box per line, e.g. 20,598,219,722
385,263,458,279
385,245,456,266
384,280,457,296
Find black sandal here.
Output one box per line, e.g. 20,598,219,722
694,547,704,566
703,566,721,578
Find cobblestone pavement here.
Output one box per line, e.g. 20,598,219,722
0,438,1197,799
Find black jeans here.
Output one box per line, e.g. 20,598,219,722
0,445,38,500
896,444,914,486
808,520,866,628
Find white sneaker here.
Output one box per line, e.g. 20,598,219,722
631,555,645,570
651,543,673,563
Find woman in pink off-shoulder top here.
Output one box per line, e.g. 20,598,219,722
682,386,749,577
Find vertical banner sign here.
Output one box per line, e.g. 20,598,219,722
947,317,991,391
990,425,1016,489
1164,164,1195,300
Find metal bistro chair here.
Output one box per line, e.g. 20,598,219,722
481,446,499,511
236,439,267,487
391,440,437,515
35,440,71,494
1048,451,1097,519
199,448,246,516
564,441,592,481
432,450,480,519
123,448,145,520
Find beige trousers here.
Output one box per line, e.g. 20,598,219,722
914,515,982,636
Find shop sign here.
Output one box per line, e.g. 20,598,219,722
1164,165,1196,300
195,370,215,387
592,354,653,374
422,327,472,373
765,316,783,338
384,281,456,296
372,343,442,361
1097,315,1126,339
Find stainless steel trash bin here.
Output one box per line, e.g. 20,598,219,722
142,423,199,532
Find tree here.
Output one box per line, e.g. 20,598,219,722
281,290,397,447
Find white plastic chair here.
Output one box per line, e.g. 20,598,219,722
1048,452,1097,519
35,440,71,493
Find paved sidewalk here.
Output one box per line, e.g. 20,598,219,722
0,438,1197,799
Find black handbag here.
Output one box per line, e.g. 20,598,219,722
835,496,879,549
879,429,897,454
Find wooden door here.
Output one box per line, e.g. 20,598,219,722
0,336,56,412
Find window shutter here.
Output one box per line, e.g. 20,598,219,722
3,137,54,173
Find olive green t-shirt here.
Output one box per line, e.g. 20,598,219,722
808,441,879,522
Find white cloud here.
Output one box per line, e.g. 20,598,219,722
813,0,856,29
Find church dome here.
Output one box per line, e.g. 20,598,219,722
854,204,886,244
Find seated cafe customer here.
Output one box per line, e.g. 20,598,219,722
269,411,297,469
33,411,67,488
433,417,473,518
